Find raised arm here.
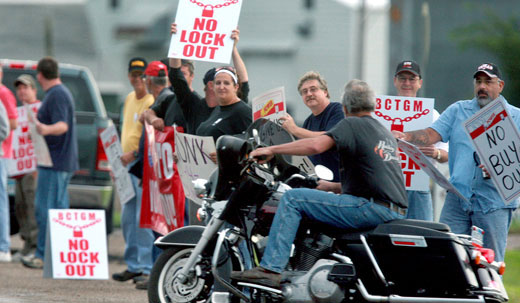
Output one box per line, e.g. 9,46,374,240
231,29,248,83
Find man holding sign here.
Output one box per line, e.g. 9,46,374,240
393,63,520,262
393,61,448,221
280,71,344,182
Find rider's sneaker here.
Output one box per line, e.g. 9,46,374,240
230,267,281,289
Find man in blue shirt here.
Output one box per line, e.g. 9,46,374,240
22,57,79,269
394,63,519,262
280,71,344,183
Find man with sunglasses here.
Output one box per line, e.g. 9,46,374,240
393,60,448,221
393,63,520,262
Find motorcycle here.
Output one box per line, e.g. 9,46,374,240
148,119,509,303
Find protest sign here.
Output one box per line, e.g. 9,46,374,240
252,87,287,124
7,103,40,176
464,98,520,204
168,0,243,63
397,139,469,203
43,209,108,279
373,95,434,190
174,132,217,205
141,124,185,235
26,104,52,167
100,125,135,204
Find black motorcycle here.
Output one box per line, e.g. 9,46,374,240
148,119,509,303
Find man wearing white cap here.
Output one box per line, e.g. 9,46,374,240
393,63,519,262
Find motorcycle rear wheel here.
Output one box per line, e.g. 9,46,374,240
148,247,212,303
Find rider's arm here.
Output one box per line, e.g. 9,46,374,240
251,134,336,163
393,127,441,146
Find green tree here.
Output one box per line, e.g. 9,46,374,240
451,11,520,106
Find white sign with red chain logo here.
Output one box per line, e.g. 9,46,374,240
7,103,41,176
373,95,434,190
168,0,243,63
43,209,109,280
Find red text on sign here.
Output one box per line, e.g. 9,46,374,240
375,98,423,112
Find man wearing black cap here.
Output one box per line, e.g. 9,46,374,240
393,60,448,221
113,57,155,283
393,63,520,262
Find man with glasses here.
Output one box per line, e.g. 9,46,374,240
393,60,448,221
280,71,344,183
393,63,520,262
112,57,155,283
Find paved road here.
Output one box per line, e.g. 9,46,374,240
0,229,148,303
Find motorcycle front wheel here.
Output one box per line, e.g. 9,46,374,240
148,247,212,303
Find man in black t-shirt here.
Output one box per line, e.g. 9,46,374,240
231,79,407,289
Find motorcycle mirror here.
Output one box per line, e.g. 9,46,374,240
252,129,261,146
192,178,208,196
315,165,333,181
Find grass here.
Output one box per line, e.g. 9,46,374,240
510,217,520,234
504,249,520,302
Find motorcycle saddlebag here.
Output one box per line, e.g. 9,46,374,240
366,222,479,297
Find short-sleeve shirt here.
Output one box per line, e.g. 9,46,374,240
303,102,344,181
121,91,154,153
37,84,79,172
196,101,252,142
327,116,408,208
169,67,250,135
0,85,18,158
431,96,520,213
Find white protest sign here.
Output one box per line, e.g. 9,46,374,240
43,209,108,280
26,105,53,167
463,98,520,204
252,87,287,124
373,95,434,190
398,139,469,203
7,103,41,176
100,125,135,204
168,0,243,64
174,133,217,205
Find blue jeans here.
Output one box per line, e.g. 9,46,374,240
35,168,73,259
0,158,9,252
260,188,405,273
406,190,433,221
440,192,514,262
121,173,155,274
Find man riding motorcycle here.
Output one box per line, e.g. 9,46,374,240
231,79,408,288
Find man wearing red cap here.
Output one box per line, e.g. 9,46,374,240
393,63,519,262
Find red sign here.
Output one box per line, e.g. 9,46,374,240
141,126,186,235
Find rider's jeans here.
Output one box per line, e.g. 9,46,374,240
260,188,405,273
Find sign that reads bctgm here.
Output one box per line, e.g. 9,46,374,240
373,95,434,190
464,98,520,204
44,209,108,279
168,0,243,63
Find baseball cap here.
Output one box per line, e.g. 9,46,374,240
473,63,501,79
395,60,421,78
128,57,147,73
144,61,168,77
14,74,37,88
203,67,216,85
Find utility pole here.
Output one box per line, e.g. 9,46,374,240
355,0,366,79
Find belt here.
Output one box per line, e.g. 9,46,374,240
372,198,407,216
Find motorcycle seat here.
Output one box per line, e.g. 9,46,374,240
384,219,451,232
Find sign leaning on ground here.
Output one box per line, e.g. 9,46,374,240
168,0,243,63
373,95,434,191
464,97,520,204
43,209,108,280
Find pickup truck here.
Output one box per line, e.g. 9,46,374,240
1,59,114,233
